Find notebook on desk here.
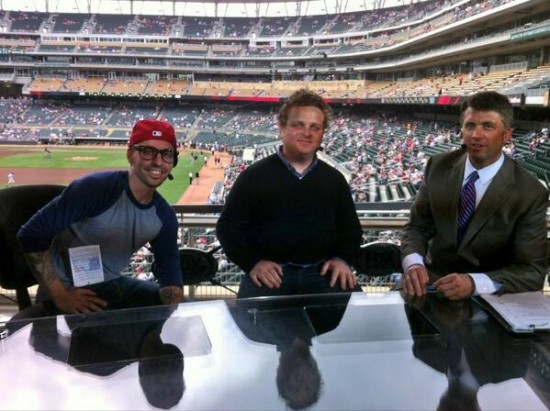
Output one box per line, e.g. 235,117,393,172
476,292,550,333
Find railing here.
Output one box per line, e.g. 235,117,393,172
171,203,550,299
1,203,549,307
174,202,413,230
174,204,403,299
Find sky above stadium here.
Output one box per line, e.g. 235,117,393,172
0,0,414,17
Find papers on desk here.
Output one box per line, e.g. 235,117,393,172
479,292,550,333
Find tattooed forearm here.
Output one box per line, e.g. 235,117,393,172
159,286,184,305
24,250,60,287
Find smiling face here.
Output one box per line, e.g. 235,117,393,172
127,139,174,201
279,105,325,164
461,107,512,169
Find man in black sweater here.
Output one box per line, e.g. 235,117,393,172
216,89,362,298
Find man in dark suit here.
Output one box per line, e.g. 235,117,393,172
405,297,533,411
401,91,549,299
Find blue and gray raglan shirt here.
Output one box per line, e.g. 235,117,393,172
17,170,183,289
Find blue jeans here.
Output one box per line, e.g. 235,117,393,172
237,262,362,299
85,276,162,310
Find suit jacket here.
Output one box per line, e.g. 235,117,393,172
406,302,531,387
401,149,549,293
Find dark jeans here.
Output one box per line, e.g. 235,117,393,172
237,263,362,299
84,276,162,310
7,277,162,333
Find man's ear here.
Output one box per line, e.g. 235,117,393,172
127,148,133,165
278,122,285,133
504,128,513,144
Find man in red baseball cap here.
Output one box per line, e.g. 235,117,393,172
127,119,179,198
13,119,183,322
129,119,178,152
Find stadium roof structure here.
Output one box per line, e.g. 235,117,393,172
0,0,418,17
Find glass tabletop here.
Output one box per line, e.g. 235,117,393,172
1,291,549,410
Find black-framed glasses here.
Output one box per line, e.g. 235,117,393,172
132,145,175,163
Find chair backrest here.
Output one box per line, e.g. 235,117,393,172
177,248,219,285
0,184,65,310
151,247,218,286
354,241,403,277
152,245,237,298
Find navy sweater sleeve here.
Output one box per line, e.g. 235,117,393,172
17,171,125,253
149,197,183,288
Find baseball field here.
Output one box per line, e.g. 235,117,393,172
0,145,217,204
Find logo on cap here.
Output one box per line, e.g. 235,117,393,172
152,130,162,137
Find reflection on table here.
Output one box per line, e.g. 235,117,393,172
1,292,549,410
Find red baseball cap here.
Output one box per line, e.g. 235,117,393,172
128,119,177,150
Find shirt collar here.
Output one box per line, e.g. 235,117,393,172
277,145,318,179
464,153,504,185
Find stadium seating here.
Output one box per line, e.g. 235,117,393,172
9,11,43,32
28,77,66,93
51,13,91,33
63,78,106,94
0,0,548,206
223,17,259,37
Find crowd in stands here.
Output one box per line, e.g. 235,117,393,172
0,0,545,116
0,0,471,39
0,0,530,57
137,16,178,36
218,119,549,203
93,14,135,35
213,117,442,203
158,102,547,203
22,60,550,101
0,94,548,203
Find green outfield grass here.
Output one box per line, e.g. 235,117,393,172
0,147,127,168
0,146,202,204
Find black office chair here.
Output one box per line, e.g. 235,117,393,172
354,241,403,289
152,245,237,299
0,184,65,310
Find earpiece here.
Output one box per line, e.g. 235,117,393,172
167,151,178,180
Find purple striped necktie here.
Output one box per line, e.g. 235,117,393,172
458,171,479,242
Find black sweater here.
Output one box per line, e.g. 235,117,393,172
216,154,362,273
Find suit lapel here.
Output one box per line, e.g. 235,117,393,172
461,157,514,245
442,155,466,239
